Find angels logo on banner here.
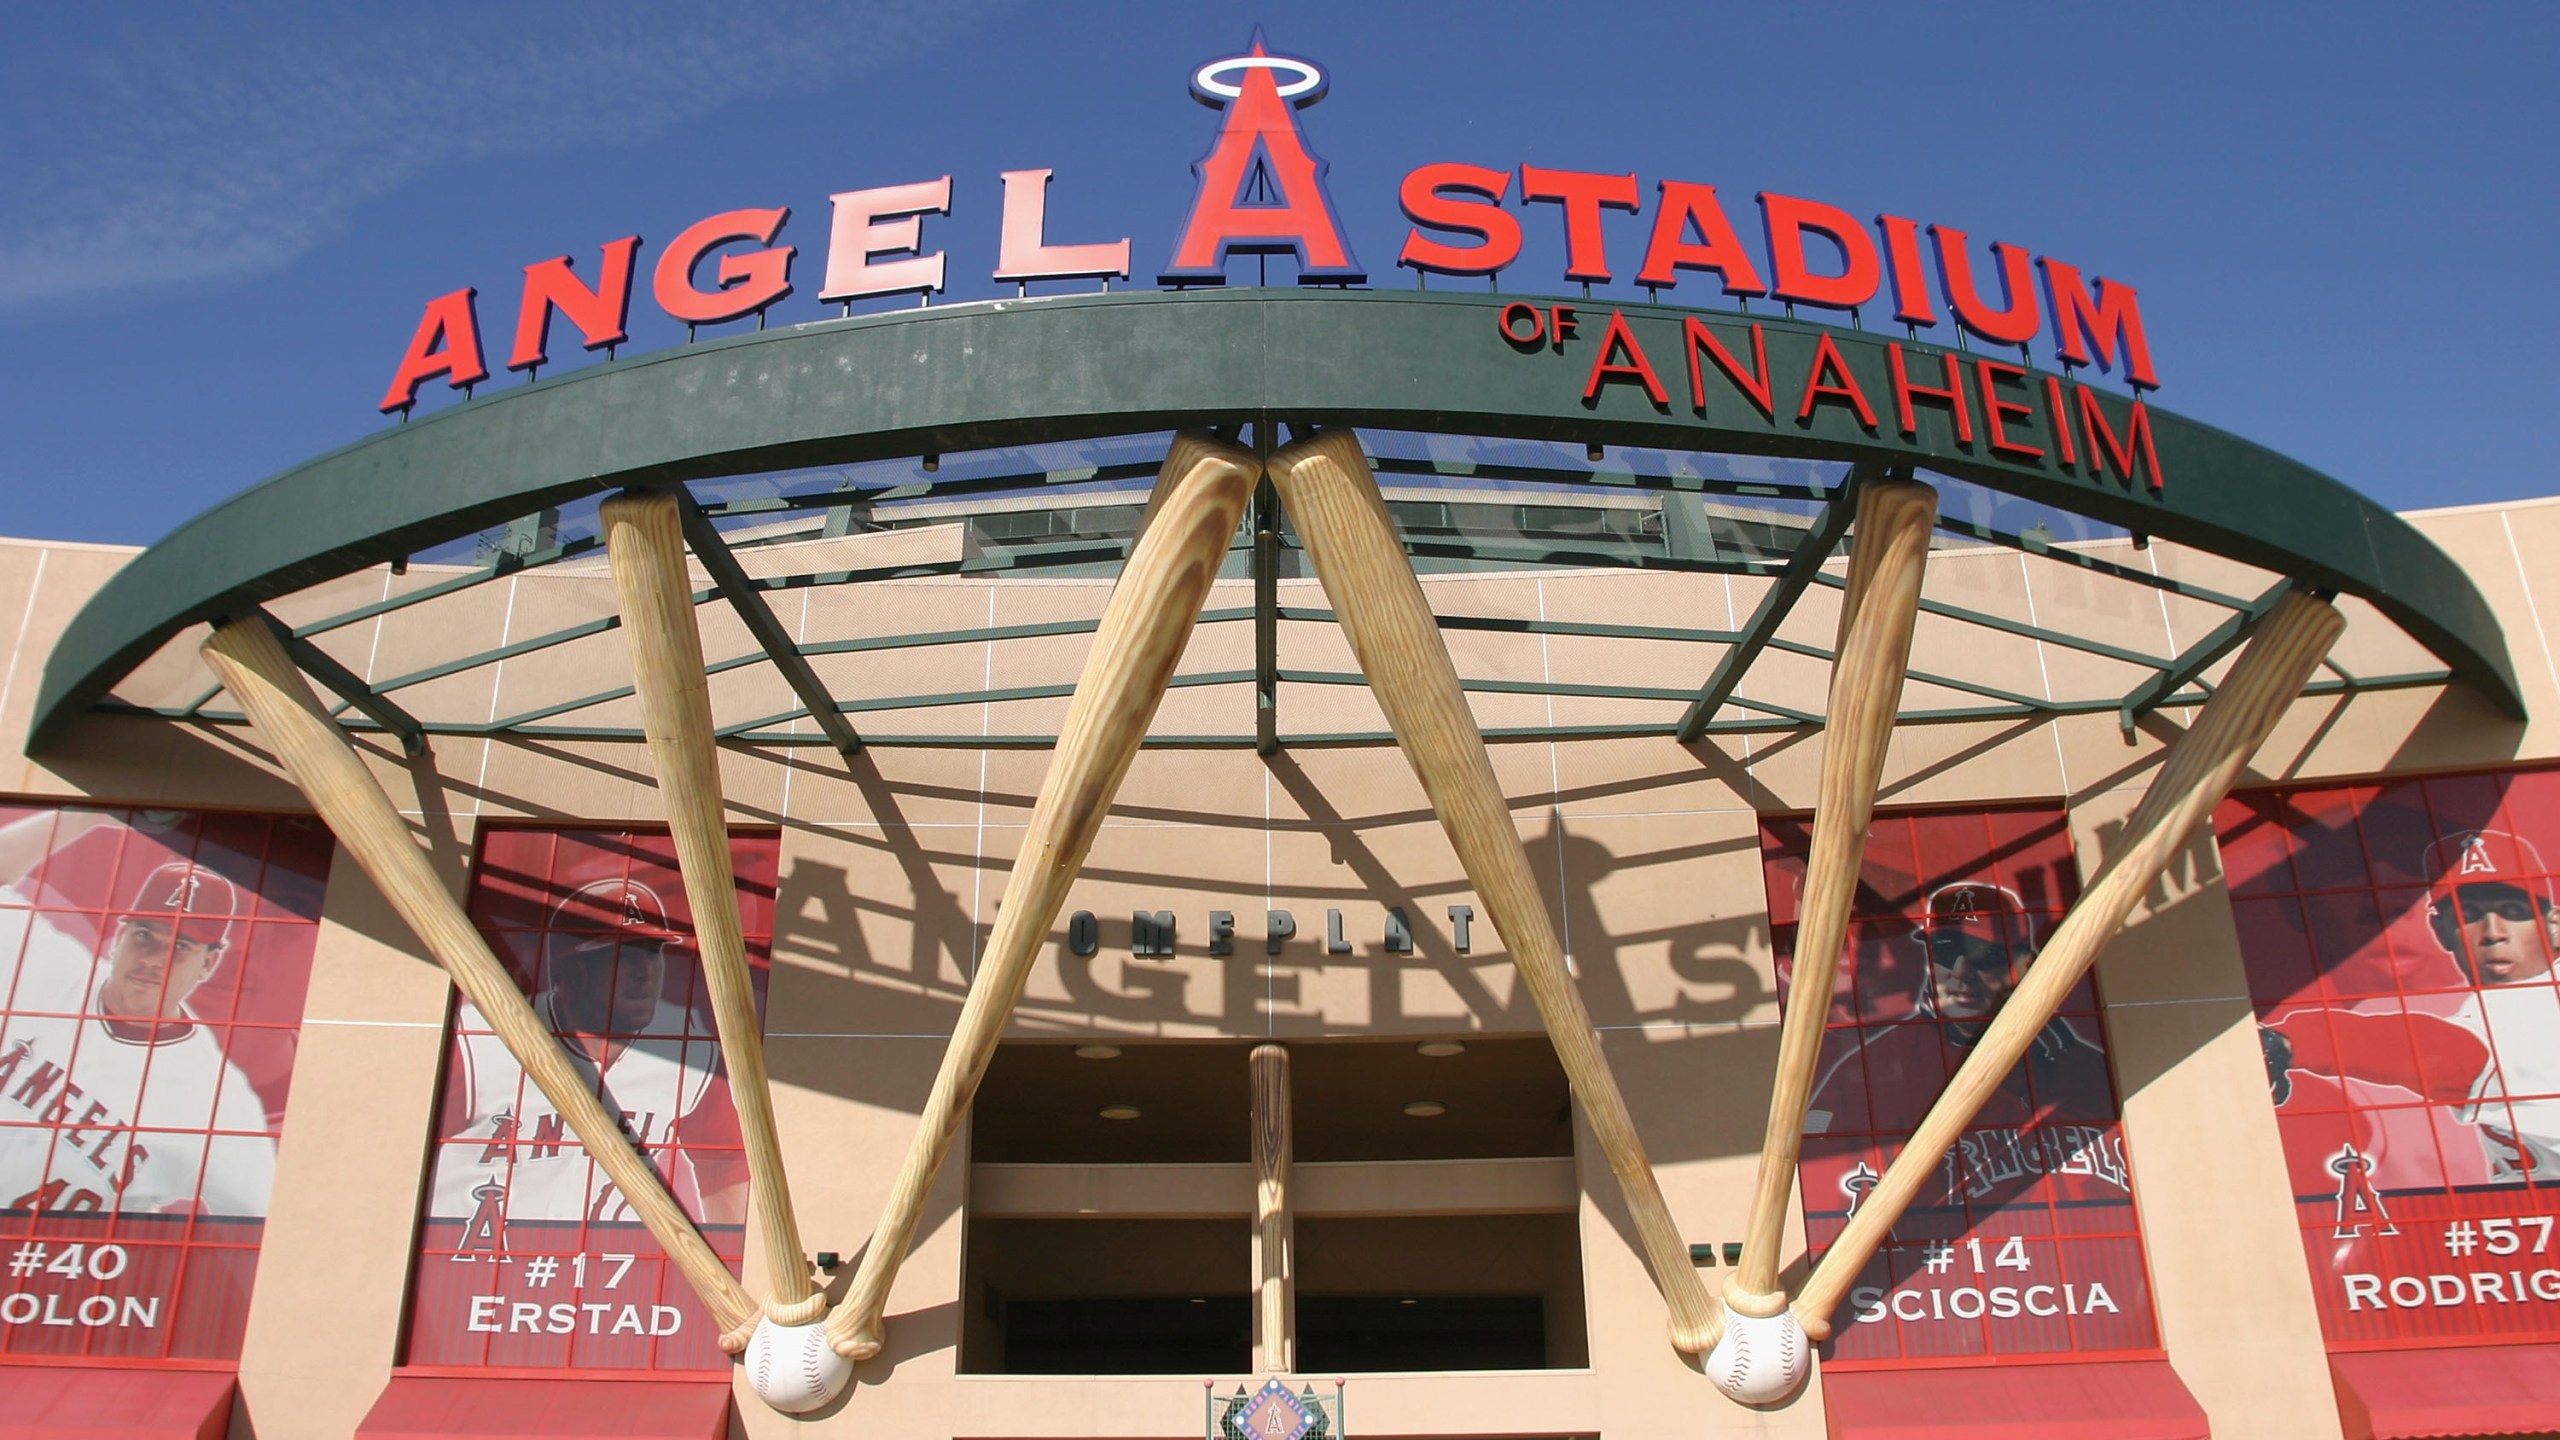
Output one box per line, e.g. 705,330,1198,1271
405,827,777,1373
1762,807,2162,1367
2226,770,2560,1349
0,805,329,1363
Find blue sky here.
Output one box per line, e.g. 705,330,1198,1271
0,1,2550,546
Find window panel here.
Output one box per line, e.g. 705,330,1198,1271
1765,804,2163,1370
402,827,776,1376
2225,769,2560,1351
0,807,326,1367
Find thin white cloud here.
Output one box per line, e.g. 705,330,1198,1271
0,1,1009,309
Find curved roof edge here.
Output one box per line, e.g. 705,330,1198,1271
31,288,2521,751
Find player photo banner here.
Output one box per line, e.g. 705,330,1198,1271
1761,807,2164,1367
405,827,777,1374
2223,770,2560,1349
0,804,330,1364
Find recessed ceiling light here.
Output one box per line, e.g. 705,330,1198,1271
1075,1043,1123,1060
1416,1040,1465,1058
1403,1100,1447,1118
1099,1103,1142,1121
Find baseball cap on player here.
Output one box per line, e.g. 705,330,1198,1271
548,876,684,945
1911,882,2037,954
2420,829,2555,909
2420,829,2559,979
121,860,245,949
1913,882,2036,1021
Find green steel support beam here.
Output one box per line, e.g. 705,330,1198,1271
692,460,1165,520
254,610,426,758
1365,454,1829,507
1253,447,1281,757
798,608,1249,658
1275,606,1739,646
368,609,644,698
293,534,601,639
713,667,1258,738
360,544,1229,702
676,493,865,759
1675,466,1873,743
113,663,2455,753
1277,668,1698,705
1383,535,1790,578
1273,667,1821,723
1808,569,2176,673
1929,514,2255,610
2116,580,2297,732
1758,636,2056,713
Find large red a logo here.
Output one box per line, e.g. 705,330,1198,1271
1161,30,1363,287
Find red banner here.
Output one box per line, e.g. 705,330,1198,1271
0,805,330,1363
402,828,776,1373
2224,770,2560,1349
1763,807,2162,1366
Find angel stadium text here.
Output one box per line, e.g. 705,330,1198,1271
2343,1270,2560,1310
0,1292,161,1329
378,34,2156,413
1849,1280,2121,1326
464,1296,688,1336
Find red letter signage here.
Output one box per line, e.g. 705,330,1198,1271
371,42,2182,416
1932,225,2040,347
1520,167,1640,285
654,207,796,326
821,179,953,304
1761,193,1881,314
1583,310,1668,406
1398,163,1521,277
1161,31,1363,286
508,237,639,374
992,169,1130,285
1637,181,1767,298
379,288,488,414
2040,259,2159,390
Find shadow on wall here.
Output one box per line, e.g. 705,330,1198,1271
56,675,2537,1174
753,740,1776,1171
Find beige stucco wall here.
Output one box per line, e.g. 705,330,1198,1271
0,492,2554,1436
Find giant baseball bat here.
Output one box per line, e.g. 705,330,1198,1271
1714,479,1936,1395
1790,590,2345,1345
199,618,759,1340
826,432,1261,1360
602,490,820,1328
1265,430,1720,1354
1252,1043,1294,1374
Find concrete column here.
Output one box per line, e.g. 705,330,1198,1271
234,818,471,1440
2073,789,2343,1440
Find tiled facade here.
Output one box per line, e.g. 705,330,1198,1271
2,494,2557,1436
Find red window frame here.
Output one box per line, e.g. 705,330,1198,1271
0,803,331,1369
1762,803,2167,1370
398,826,778,1379
2221,766,2560,1352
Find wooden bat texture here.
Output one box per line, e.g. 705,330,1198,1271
1266,429,1719,1354
826,431,1260,1361
1793,590,2346,1339
1253,1043,1294,1374
1729,479,1938,1316
602,490,820,1325
199,617,760,1343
